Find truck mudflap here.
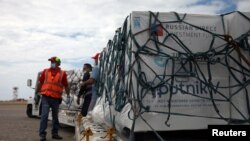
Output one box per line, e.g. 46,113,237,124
75,113,123,141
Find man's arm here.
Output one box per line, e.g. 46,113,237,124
62,71,70,96
35,70,46,94
82,78,95,86
65,86,70,96
35,82,42,94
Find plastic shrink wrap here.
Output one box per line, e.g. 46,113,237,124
91,11,250,135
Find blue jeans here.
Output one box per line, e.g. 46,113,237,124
39,95,60,138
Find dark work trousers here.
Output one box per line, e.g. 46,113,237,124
81,94,92,116
39,95,60,138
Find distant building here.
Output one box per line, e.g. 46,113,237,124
13,87,18,100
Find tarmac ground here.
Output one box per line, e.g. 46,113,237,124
0,102,75,141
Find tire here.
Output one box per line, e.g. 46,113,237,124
26,104,33,118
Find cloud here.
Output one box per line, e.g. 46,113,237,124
236,0,250,12
0,0,247,100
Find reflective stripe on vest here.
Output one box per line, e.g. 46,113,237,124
40,69,64,99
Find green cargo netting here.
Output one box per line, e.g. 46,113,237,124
95,11,250,140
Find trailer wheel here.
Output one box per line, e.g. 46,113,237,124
26,104,33,118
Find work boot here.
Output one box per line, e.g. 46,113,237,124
40,136,46,141
52,134,63,140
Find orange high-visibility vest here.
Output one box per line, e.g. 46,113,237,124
40,69,64,99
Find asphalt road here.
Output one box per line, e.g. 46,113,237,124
0,104,75,141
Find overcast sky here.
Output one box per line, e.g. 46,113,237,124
0,0,249,100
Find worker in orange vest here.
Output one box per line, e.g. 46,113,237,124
36,56,70,141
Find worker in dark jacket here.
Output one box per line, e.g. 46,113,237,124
77,63,92,116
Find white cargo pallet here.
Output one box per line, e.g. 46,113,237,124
91,11,250,140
